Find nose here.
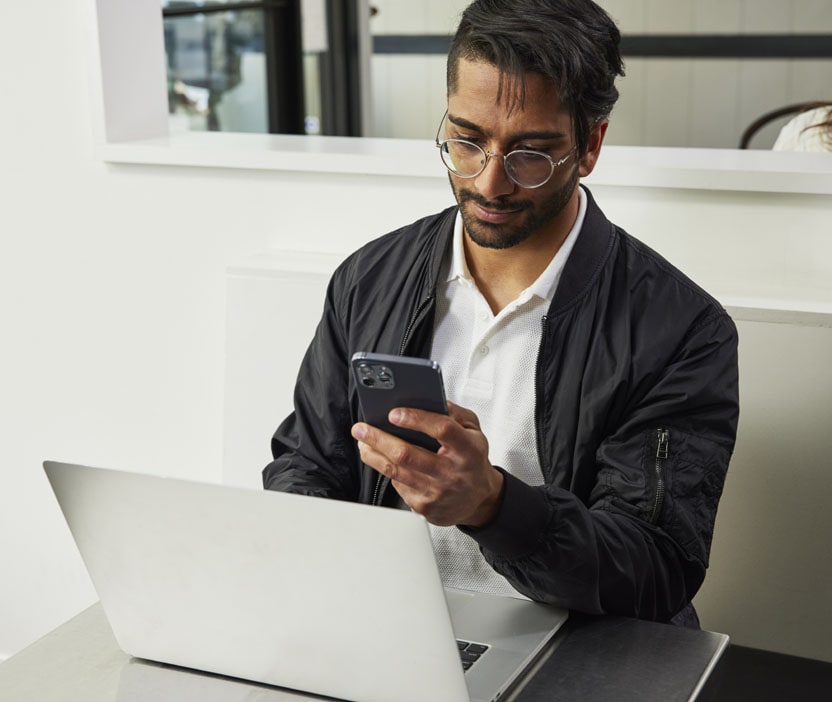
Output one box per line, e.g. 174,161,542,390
473,152,516,200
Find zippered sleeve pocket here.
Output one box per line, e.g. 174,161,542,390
649,429,670,524
592,427,731,567
590,428,672,523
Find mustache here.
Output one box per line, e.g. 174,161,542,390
456,188,532,212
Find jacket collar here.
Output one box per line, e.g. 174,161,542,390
431,186,615,317
547,185,616,315
428,207,457,290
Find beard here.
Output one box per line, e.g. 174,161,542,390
450,165,580,250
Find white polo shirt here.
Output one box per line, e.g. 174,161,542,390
773,106,832,152
427,187,587,597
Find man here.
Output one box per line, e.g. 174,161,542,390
264,0,739,627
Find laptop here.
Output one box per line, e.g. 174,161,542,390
44,460,567,702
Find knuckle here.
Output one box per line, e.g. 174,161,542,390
445,472,465,493
407,495,426,515
413,500,442,524
391,443,413,465
383,461,398,480
476,434,489,455
433,418,454,443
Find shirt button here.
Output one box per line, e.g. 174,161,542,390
479,311,489,321
479,346,490,356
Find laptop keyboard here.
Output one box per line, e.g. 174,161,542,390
457,640,490,671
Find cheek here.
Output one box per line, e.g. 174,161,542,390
448,172,466,192
448,174,473,202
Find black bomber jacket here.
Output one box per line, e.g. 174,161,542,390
263,186,739,624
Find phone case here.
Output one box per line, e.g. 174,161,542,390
351,352,447,452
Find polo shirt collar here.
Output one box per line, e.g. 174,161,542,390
447,186,588,304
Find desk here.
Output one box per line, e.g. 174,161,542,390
0,604,727,702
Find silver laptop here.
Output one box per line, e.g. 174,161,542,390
44,461,567,702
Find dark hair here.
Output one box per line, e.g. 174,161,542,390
805,107,832,148
447,0,625,155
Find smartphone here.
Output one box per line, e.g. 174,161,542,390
351,352,448,452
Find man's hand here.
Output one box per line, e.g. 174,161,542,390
351,402,504,527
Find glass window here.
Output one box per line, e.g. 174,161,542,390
162,0,315,135
163,2,270,133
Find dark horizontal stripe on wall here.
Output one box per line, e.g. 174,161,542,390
373,34,832,59
622,34,832,58
373,35,452,55
162,1,290,18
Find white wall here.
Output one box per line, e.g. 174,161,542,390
696,320,832,661
0,0,285,659
0,1,457,661
2,0,832,668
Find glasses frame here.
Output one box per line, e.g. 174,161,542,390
434,110,576,189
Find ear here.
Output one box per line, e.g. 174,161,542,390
578,119,609,178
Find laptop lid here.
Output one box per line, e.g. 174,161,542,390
44,461,566,702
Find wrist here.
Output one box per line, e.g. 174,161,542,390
463,468,505,528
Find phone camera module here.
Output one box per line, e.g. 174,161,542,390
355,360,395,389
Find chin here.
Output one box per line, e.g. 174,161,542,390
461,210,536,250
467,226,534,250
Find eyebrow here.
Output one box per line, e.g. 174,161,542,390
447,112,568,142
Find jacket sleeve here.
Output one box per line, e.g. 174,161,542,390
262,266,361,501
462,310,739,622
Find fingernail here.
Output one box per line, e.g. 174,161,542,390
352,424,367,440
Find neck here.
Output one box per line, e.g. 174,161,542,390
464,193,579,314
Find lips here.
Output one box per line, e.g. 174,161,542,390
471,202,523,224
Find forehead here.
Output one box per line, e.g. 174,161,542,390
448,58,570,130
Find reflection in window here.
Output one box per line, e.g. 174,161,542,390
163,2,267,132
161,1,306,135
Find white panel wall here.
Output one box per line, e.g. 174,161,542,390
0,0,288,662
369,0,832,147
223,257,336,486
369,0,467,139
370,0,467,32
697,320,832,662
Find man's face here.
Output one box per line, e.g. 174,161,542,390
444,59,593,251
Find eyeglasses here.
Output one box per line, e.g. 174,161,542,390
434,111,575,189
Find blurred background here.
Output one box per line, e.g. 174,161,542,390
161,0,832,148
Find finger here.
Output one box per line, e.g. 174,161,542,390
352,424,436,491
388,407,459,446
361,444,432,494
393,401,482,436
445,401,482,430
394,482,457,527
352,421,433,466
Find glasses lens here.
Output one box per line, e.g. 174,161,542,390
504,151,555,188
440,140,486,177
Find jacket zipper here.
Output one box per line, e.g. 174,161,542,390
370,293,436,506
371,476,390,507
650,429,669,523
398,293,435,355
534,316,549,471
